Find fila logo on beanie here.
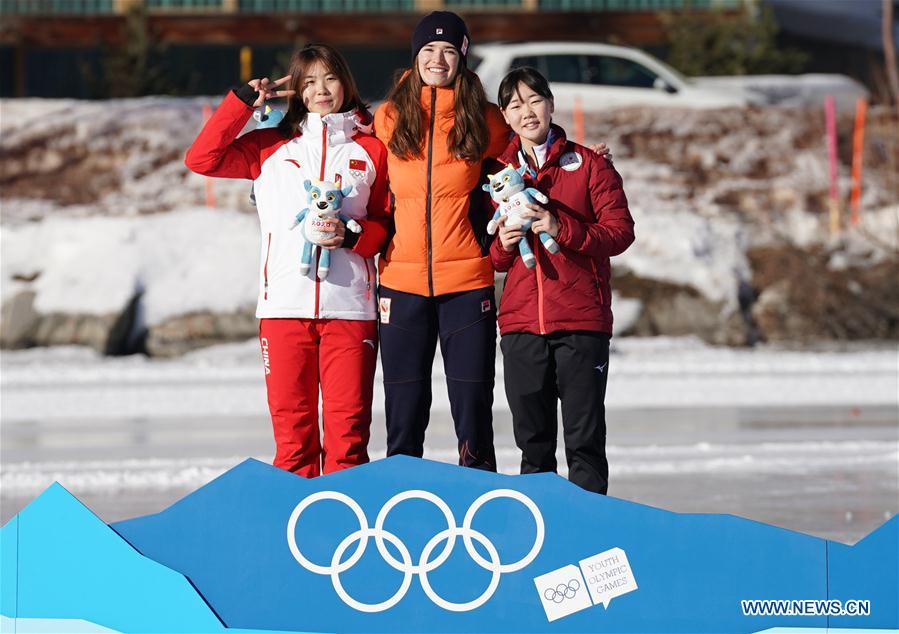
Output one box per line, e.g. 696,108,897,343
411,11,471,61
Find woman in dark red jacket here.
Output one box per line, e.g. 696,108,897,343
490,67,635,495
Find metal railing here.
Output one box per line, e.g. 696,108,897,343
444,0,523,8
0,0,743,14
147,0,222,8
538,0,741,8
0,0,114,14
236,0,414,10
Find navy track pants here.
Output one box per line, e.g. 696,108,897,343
378,285,497,471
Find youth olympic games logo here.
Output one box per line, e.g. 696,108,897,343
286,489,544,612
544,579,581,603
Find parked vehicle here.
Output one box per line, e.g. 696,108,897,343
690,74,869,111
471,41,765,110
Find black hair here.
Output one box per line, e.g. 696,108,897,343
497,66,554,109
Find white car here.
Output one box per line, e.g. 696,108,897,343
471,41,764,110
690,74,869,111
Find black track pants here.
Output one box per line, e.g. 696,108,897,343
379,285,497,471
501,331,611,494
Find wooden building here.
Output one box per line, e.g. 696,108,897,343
0,0,745,98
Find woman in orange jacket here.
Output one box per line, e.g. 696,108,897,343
374,11,509,470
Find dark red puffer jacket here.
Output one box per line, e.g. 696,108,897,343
489,124,635,336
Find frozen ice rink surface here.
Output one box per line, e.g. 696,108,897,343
2,336,896,544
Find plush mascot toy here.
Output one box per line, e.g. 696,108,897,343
253,104,284,129
484,151,559,268
249,106,286,207
289,178,361,280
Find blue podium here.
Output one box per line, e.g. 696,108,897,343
2,456,896,633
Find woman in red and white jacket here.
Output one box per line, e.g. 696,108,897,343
185,44,390,478
490,67,635,495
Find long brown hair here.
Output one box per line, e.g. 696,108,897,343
277,44,367,139
385,64,489,163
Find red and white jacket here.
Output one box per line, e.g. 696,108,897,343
185,90,390,321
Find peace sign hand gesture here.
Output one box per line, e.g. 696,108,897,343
247,75,295,108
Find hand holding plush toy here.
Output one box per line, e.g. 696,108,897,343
483,152,559,268
289,178,361,280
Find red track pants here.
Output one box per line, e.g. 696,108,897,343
259,318,377,477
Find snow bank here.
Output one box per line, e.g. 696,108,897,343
2,337,896,424
2,208,260,325
615,205,749,309
3,97,897,348
0,96,257,219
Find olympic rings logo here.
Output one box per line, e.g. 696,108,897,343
286,489,544,613
543,579,580,603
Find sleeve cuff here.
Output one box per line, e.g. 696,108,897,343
342,225,361,249
489,238,516,271
555,213,579,248
232,84,258,107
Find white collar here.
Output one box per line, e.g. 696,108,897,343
301,110,361,144
529,137,552,170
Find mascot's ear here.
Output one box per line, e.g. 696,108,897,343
341,184,353,197
303,180,313,192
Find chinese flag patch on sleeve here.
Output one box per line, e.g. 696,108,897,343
349,159,367,172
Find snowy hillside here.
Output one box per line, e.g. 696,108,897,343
2,96,898,354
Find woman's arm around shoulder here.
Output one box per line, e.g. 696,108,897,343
554,149,635,259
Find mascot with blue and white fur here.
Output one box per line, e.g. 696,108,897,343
289,178,361,280
484,151,559,268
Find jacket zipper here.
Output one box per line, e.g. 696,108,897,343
525,143,549,335
364,258,373,301
590,260,604,305
263,232,272,300
425,87,436,297
534,235,546,335
314,122,328,319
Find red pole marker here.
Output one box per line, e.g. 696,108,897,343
574,96,585,146
850,97,867,226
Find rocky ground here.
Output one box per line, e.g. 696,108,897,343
563,104,899,345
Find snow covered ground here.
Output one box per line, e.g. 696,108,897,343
2,336,896,544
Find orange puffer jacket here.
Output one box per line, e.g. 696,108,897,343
375,82,510,296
